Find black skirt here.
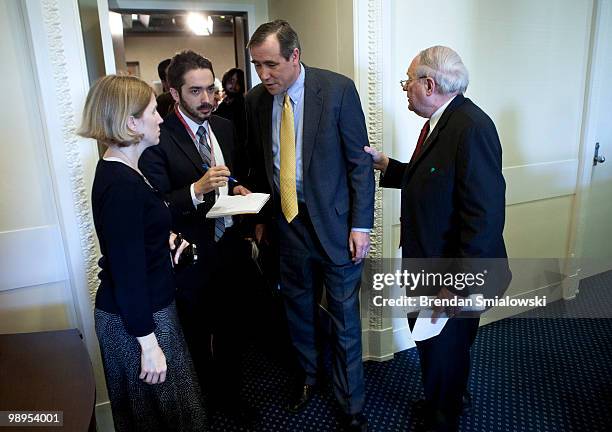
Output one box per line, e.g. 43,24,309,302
95,302,207,432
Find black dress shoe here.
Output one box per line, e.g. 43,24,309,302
343,412,368,432
286,384,317,413
412,392,472,415
419,408,460,432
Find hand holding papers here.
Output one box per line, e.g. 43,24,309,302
206,193,270,218
412,309,449,341
409,294,484,341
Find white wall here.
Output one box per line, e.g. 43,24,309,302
386,0,591,262
124,33,235,91
353,0,596,353
0,0,74,332
268,0,355,79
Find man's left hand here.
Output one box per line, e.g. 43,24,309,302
349,231,370,264
232,185,251,195
431,286,462,324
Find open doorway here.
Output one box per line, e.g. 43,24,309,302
107,9,251,93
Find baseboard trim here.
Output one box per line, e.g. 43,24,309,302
95,401,114,432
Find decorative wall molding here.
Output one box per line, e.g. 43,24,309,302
503,159,579,206
26,0,107,402
40,0,100,309
365,0,384,332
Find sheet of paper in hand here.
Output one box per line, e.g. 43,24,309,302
205,193,270,218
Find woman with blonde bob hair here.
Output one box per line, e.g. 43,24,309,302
79,75,207,431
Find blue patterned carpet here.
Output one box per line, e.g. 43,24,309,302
210,271,612,431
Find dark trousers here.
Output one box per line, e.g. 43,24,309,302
409,316,479,432
175,227,249,407
277,206,365,415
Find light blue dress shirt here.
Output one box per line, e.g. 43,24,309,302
271,65,369,233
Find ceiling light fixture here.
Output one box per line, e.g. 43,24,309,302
109,12,124,36
186,12,213,36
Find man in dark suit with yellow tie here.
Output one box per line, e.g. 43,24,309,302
245,20,374,432
366,46,511,432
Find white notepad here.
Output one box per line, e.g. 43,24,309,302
206,193,270,218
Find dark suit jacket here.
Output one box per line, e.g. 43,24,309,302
139,111,241,257
381,95,510,295
245,66,375,265
156,91,175,119
215,94,247,148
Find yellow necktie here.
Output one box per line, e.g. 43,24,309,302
280,94,298,223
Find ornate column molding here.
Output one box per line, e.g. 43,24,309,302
24,0,106,401
40,0,100,308
364,0,384,331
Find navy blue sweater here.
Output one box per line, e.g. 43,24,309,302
92,160,175,336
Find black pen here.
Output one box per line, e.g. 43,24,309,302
202,163,238,183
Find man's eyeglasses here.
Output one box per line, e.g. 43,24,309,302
400,76,427,89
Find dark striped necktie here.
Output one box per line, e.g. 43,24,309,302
196,125,211,167
196,124,225,242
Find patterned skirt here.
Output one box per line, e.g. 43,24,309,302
95,302,207,432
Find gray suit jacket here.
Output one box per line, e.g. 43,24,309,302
245,65,375,264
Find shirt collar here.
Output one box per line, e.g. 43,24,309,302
275,63,305,106
429,95,457,133
177,105,208,137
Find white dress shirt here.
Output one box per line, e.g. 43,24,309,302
177,106,233,228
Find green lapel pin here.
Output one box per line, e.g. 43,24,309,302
430,167,436,173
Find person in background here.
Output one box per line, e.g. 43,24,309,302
156,58,175,118
215,67,247,146
79,74,207,431
213,77,223,111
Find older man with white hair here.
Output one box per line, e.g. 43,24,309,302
366,46,510,432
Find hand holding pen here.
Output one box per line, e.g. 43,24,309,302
202,163,238,184
193,164,231,196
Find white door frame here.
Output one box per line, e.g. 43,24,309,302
563,0,612,299
97,0,263,85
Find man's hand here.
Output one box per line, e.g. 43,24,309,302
431,286,462,324
232,185,251,195
349,231,370,264
363,146,390,173
193,165,230,197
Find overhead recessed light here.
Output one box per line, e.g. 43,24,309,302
109,12,123,36
186,12,213,36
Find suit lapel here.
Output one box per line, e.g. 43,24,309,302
404,94,466,179
257,92,274,188
302,66,322,175
164,113,206,174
